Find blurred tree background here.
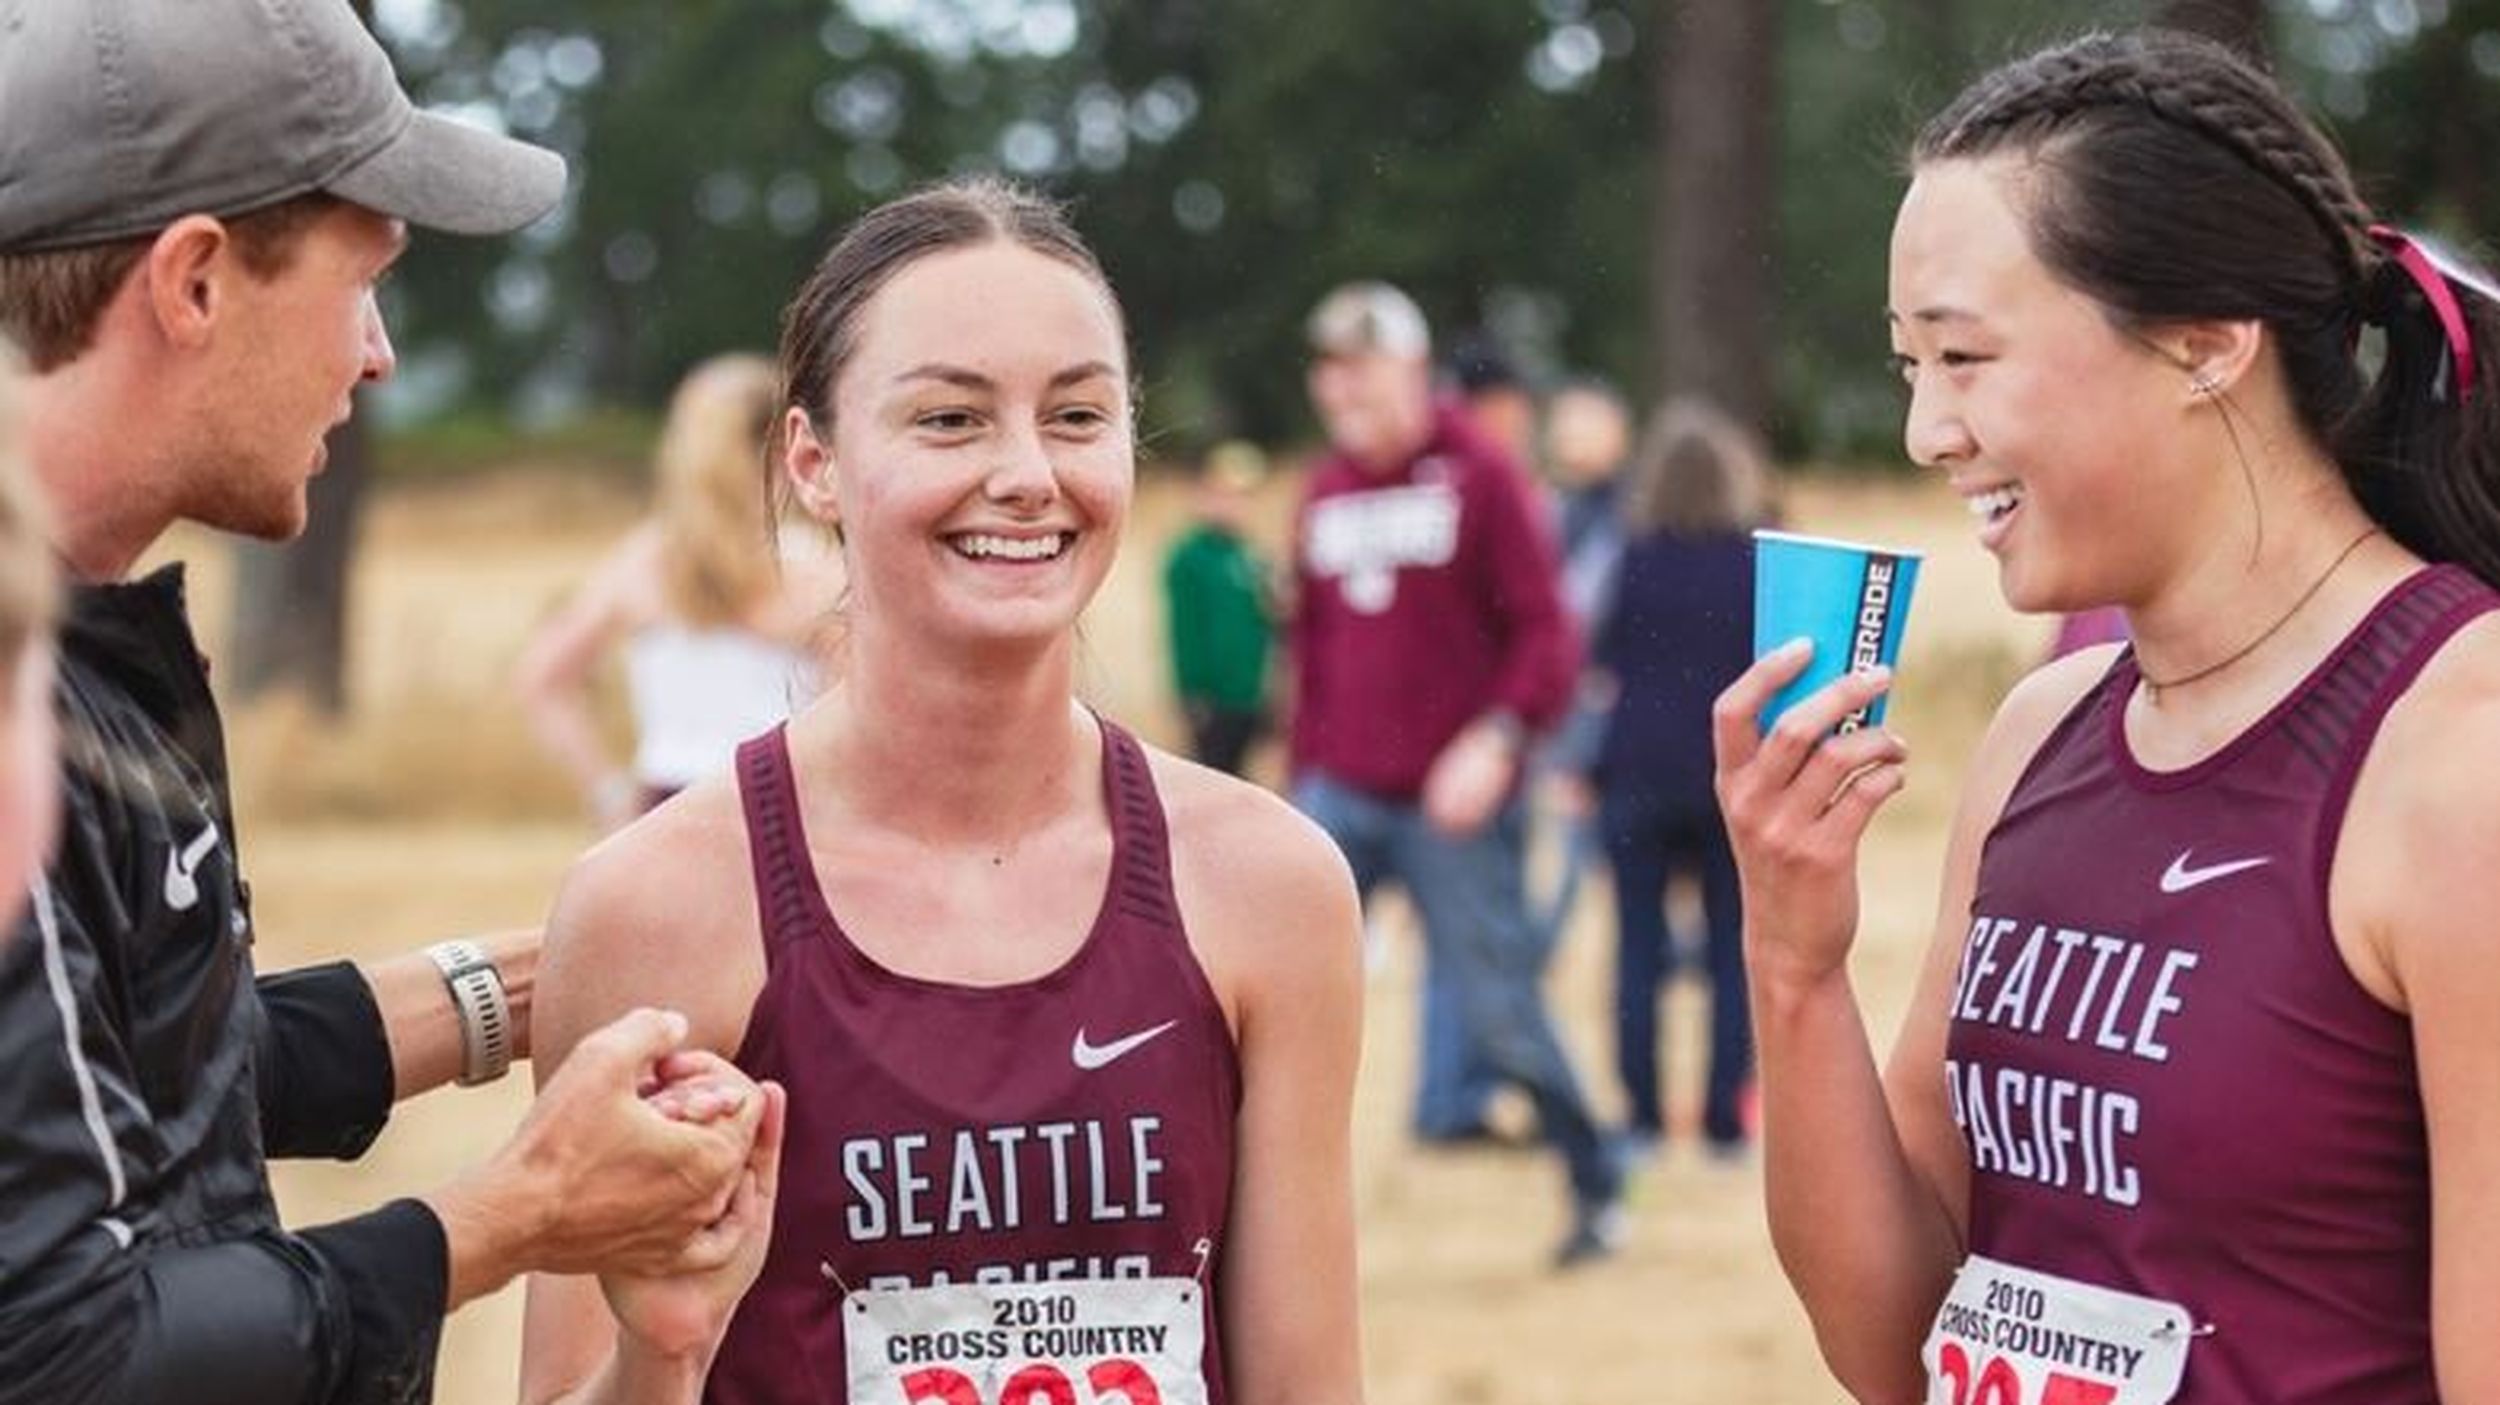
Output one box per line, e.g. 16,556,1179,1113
367,0,2494,459
233,0,2496,706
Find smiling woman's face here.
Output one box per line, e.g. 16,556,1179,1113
811,240,1134,652
1886,157,2218,615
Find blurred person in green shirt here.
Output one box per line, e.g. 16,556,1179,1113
1163,442,1275,775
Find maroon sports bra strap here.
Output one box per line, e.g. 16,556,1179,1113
735,725,817,961
1098,719,1182,932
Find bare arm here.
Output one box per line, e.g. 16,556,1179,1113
1170,767,1367,1405
2400,851,2500,1403
1715,642,2109,1402
516,529,657,828
521,794,772,1405
2344,630,2500,1402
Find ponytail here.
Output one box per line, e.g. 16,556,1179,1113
2339,233,2500,585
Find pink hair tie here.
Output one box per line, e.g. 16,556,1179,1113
2367,224,2478,403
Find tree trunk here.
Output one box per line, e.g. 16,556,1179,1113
226,413,368,713
1652,0,1780,438
2427,0,2495,239
226,0,375,714
2154,0,2270,59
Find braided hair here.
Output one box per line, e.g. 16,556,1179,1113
1915,30,2500,585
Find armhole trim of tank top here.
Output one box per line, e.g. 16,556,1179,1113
2310,572,2500,980
1099,715,1185,935
735,723,815,966
1098,720,1247,1112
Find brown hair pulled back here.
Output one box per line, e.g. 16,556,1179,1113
774,176,1123,457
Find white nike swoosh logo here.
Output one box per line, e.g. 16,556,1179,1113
1072,1020,1178,1071
164,824,219,913
2159,850,2270,894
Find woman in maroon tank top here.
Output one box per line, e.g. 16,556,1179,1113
513,179,1364,1405
1712,32,2500,1405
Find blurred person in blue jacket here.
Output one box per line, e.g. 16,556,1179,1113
1589,398,1777,1158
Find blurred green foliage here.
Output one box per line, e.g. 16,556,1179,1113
374,0,2498,466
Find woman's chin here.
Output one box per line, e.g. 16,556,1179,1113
2000,568,2114,621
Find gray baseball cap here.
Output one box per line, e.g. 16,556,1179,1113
1307,281,1430,359
0,0,567,254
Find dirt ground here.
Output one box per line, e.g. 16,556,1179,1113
178,463,2046,1405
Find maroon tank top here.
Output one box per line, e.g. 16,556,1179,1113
1948,564,2495,1402
706,719,1241,1405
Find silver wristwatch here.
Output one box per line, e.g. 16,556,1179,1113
425,939,513,1086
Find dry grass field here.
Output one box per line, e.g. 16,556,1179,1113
165,461,2048,1405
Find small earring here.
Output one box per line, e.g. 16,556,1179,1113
2189,373,2219,397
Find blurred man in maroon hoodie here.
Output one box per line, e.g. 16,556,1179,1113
1287,282,1624,1266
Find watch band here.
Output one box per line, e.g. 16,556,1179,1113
425,939,513,1086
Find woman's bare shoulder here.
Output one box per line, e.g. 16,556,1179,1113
2338,609,2500,1006
1990,642,2121,750
1141,743,1362,1053
1145,745,1360,981
1150,749,1347,894
2348,611,2500,841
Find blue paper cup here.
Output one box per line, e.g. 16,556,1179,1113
1752,529,1922,731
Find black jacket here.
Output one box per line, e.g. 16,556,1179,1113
0,566,447,1405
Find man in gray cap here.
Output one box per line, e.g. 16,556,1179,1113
1290,281,1624,1266
0,4,781,1403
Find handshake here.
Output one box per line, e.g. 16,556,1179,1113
423,1007,787,1361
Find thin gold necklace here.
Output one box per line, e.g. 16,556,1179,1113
2138,526,2380,703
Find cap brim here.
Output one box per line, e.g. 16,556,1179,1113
324,111,566,236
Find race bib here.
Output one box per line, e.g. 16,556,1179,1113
1922,1255,2194,1405
845,1277,1206,1405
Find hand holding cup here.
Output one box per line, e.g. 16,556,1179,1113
1715,531,1923,991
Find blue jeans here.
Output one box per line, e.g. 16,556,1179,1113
1420,959,1504,1136
1293,772,1620,1205
1533,806,1603,945
1423,801,1587,1135
1601,785,1751,1143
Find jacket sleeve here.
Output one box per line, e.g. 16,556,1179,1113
1474,459,1582,730
255,962,394,1160
77,1202,448,1405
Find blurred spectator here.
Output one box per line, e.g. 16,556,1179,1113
1162,441,1276,776
1591,397,1777,1158
1533,378,1634,943
1429,341,1576,1140
1289,280,1624,1265
1448,330,1539,471
1546,378,1635,624
516,353,841,830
